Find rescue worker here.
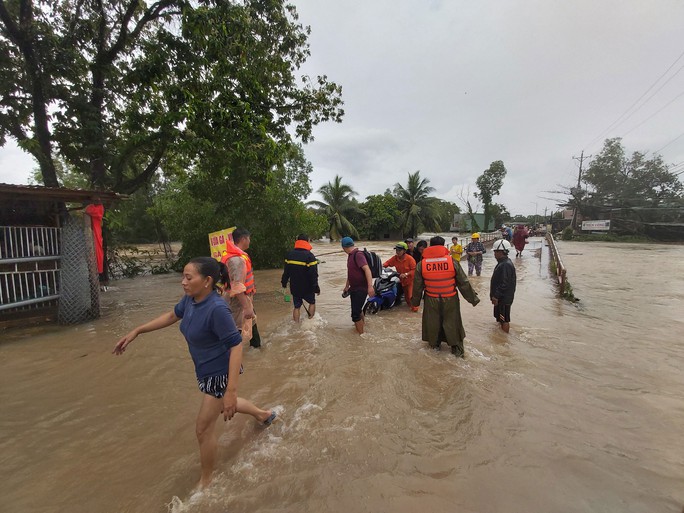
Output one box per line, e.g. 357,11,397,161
465,232,486,276
221,228,262,348
490,239,517,333
382,242,419,312
281,234,320,322
411,236,480,357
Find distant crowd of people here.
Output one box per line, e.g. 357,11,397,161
113,227,525,489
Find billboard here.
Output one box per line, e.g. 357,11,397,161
208,227,236,261
581,220,610,231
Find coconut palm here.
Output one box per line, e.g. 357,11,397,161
307,175,361,240
394,171,442,238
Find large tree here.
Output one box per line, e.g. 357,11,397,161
583,138,682,208
393,170,441,238
308,175,361,240
475,160,507,231
0,0,343,192
359,193,401,239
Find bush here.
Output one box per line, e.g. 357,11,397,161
562,227,574,240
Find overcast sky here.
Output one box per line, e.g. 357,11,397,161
1,0,683,217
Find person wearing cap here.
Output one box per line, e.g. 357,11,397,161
404,238,416,259
281,234,320,322
465,233,486,276
382,242,418,312
411,236,480,357
490,239,517,333
341,237,375,334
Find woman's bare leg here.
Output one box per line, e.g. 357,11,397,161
195,394,224,488
236,397,272,423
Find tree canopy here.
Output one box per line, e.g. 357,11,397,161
475,160,507,232
583,138,682,208
0,0,343,193
307,175,361,240
393,170,441,238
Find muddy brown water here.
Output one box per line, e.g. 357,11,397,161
1,239,683,513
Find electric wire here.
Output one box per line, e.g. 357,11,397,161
584,48,684,150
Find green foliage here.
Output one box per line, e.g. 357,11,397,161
308,175,361,240
358,193,401,239
393,171,441,238
1,0,343,193
157,143,324,269
583,138,683,209
562,227,574,240
488,202,510,229
475,160,507,232
433,199,460,231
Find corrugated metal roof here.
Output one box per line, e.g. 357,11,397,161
0,183,123,204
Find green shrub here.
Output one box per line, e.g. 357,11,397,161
562,227,574,240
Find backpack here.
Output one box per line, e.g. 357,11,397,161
359,248,382,278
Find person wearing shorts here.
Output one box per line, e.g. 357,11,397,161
113,257,275,489
282,234,320,322
490,240,517,333
341,237,375,334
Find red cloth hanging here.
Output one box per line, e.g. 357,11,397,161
85,203,105,273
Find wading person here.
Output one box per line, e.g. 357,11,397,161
411,236,480,357
113,257,275,489
490,239,517,333
414,240,427,265
404,238,416,260
465,232,486,276
341,237,375,334
449,236,463,262
281,234,320,321
382,242,418,311
512,224,529,257
221,228,262,348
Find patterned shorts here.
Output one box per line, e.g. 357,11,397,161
197,366,244,398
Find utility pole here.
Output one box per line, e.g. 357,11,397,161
570,151,591,231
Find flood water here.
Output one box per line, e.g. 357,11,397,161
1,238,683,513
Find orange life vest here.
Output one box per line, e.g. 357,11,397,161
221,240,256,294
421,245,457,298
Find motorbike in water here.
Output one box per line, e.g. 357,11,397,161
363,269,401,315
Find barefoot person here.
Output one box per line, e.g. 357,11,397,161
113,257,275,488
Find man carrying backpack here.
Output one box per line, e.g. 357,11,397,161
341,237,375,334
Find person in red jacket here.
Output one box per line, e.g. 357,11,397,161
382,242,418,311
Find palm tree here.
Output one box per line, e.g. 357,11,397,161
307,175,361,240
394,171,441,238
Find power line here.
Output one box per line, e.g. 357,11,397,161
620,89,684,137
584,48,684,150
652,131,684,155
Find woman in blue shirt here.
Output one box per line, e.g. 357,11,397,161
113,257,275,488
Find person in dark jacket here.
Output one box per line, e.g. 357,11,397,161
490,239,517,333
281,234,320,321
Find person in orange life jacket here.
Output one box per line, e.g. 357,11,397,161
281,233,320,322
341,237,375,334
221,228,262,348
113,257,275,489
382,242,419,312
490,239,517,333
411,235,480,357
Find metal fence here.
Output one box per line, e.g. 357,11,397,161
0,226,62,312
545,232,568,294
